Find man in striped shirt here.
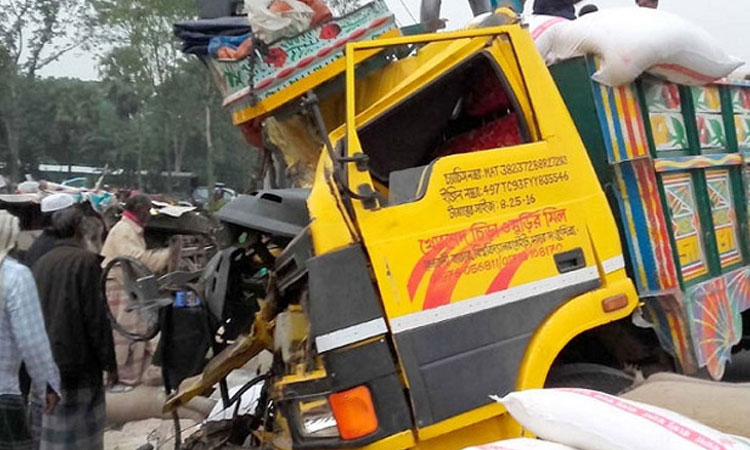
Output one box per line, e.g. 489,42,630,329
0,211,60,450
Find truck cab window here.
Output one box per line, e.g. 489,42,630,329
357,52,531,193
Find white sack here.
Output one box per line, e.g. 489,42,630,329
205,382,264,423
246,0,313,43
527,14,570,65
528,8,742,86
465,438,578,450
496,388,750,450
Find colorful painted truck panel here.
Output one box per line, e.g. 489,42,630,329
551,56,750,379
200,0,398,123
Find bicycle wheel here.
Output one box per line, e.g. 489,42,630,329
101,256,167,341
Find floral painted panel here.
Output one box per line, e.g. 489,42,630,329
706,169,741,268
696,113,727,149
650,113,689,151
662,172,708,281
692,86,722,113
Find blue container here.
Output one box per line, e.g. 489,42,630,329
174,291,186,308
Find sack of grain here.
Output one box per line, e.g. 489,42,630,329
466,438,577,450
496,388,750,450
528,8,742,86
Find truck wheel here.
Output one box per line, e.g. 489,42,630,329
545,363,636,395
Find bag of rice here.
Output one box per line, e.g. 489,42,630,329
496,388,750,450
466,438,578,450
528,7,742,86
527,14,570,64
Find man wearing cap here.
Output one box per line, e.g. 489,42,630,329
19,192,75,442
24,193,76,268
33,208,116,450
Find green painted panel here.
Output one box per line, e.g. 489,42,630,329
650,112,689,151
644,78,682,113
696,113,727,149
691,86,722,113
732,87,750,114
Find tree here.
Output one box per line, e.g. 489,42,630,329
18,78,105,170
92,0,199,190
0,0,92,181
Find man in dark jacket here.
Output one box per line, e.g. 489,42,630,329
32,208,116,450
20,193,75,414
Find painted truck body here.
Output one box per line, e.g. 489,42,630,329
551,56,750,380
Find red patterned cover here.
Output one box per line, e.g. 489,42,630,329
437,114,522,156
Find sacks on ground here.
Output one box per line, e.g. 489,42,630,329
466,438,577,449
496,388,750,450
246,0,313,43
621,372,750,438
528,8,742,86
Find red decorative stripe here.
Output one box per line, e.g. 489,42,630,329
276,67,295,80
632,91,649,157
618,86,639,158
317,46,334,58
369,17,389,29
653,63,717,84
334,38,349,49
255,78,274,90
297,56,315,68
531,17,566,40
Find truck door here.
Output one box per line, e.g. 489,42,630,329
339,30,602,428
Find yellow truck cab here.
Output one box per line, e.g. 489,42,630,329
282,23,639,449
172,4,644,450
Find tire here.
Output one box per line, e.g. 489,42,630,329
545,363,636,395
101,256,163,341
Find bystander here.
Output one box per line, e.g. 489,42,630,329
0,211,60,450
32,209,116,450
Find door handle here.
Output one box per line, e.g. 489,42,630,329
554,248,585,273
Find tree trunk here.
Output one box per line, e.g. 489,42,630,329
2,115,20,183
2,78,21,183
137,117,144,191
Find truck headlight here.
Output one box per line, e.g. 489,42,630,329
298,398,339,438
297,386,379,441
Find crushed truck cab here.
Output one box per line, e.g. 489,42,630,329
173,5,640,450
264,21,636,450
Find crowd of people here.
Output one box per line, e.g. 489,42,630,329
0,193,175,450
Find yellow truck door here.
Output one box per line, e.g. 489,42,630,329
335,28,613,429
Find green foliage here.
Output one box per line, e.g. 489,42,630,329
1,0,261,193
0,0,94,181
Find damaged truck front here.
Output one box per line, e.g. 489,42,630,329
169,3,640,450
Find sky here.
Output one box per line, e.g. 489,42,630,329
40,0,750,80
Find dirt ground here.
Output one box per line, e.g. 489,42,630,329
104,353,271,450
103,352,750,449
